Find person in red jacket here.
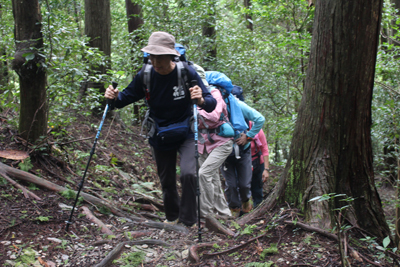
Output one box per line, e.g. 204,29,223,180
249,121,270,208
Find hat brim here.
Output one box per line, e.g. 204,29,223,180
141,45,180,56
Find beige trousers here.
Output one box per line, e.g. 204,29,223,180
198,140,233,217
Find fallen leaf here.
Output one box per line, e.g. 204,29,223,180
38,257,49,267
0,150,29,160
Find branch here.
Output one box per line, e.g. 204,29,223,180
0,170,41,200
49,136,94,146
203,232,267,258
80,206,113,235
0,162,144,222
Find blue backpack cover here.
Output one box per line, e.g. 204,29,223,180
205,71,248,135
143,43,187,63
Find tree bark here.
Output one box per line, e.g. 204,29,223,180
243,0,390,239
202,2,217,63
0,4,9,92
125,0,144,119
11,0,47,142
82,0,111,111
243,0,253,31
126,0,143,35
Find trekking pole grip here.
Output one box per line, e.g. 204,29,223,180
107,81,118,108
191,80,198,105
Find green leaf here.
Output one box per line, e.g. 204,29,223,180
23,53,35,61
383,236,390,248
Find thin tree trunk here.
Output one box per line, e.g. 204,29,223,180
202,1,217,63
125,0,144,120
244,0,253,31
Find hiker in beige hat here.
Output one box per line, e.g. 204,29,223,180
104,32,216,227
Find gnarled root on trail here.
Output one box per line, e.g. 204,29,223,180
0,169,41,200
124,230,153,239
94,240,171,267
0,162,148,221
81,206,114,235
205,214,235,237
188,242,219,263
123,221,189,235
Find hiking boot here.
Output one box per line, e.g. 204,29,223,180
230,208,241,218
164,218,178,225
241,200,253,213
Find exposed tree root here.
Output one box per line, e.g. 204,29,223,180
94,239,170,267
127,202,159,212
124,230,153,240
205,214,235,236
0,162,144,221
284,220,381,266
202,232,267,258
237,184,280,226
81,206,114,235
124,221,189,235
188,242,220,263
0,169,41,200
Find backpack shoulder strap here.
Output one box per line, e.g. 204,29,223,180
176,61,191,91
140,61,153,106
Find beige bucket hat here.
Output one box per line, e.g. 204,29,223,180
193,64,209,86
141,31,180,56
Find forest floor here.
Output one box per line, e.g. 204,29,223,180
0,109,399,267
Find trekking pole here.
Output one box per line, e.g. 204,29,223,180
65,81,118,232
191,80,202,242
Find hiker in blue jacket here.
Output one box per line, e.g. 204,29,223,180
221,92,265,217
104,31,216,227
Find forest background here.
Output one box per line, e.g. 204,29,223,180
1,0,399,174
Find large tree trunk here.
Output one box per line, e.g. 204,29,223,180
11,0,47,142
242,0,390,239
284,0,388,238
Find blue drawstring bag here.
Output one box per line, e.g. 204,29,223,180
206,71,233,96
205,71,248,136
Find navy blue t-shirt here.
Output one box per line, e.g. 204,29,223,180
115,63,216,150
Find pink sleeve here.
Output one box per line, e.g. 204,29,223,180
257,129,269,156
198,90,226,127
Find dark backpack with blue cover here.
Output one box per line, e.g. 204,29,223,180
205,71,248,136
205,71,248,158
232,85,244,101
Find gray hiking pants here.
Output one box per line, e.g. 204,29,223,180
221,147,252,209
198,140,233,217
153,138,197,226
